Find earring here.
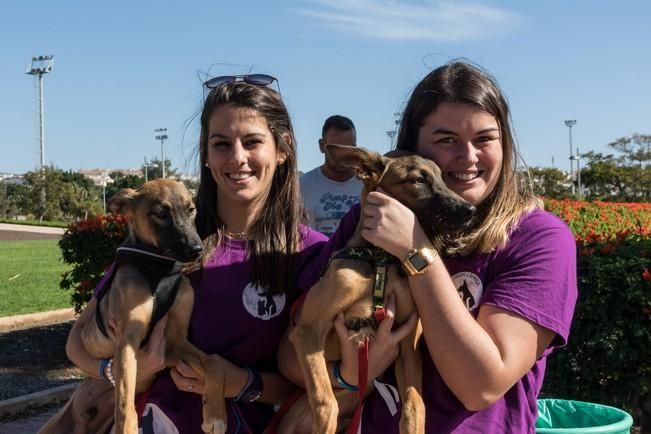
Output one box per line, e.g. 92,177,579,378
204,163,210,168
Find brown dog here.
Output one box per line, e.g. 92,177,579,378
40,179,227,434
286,145,476,434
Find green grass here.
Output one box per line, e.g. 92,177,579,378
0,240,73,317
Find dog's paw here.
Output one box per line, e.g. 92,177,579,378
201,418,226,434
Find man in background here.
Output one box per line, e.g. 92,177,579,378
300,115,362,237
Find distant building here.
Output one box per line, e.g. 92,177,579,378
0,173,26,185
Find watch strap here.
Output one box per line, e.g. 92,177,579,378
234,368,263,403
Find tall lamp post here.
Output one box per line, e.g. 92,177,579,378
571,148,582,200
155,128,168,178
564,120,577,195
26,55,54,168
143,157,158,183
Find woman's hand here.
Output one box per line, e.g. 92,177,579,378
334,293,418,386
170,354,248,398
362,189,429,260
136,316,168,383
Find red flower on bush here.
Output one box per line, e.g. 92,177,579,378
581,247,595,256
600,243,617,255
643,268,651,281
59,213,128,312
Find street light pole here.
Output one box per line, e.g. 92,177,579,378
154,128,168,179
143,156,158,183
26,55,54,168
574,148,582,200
564,120,577,195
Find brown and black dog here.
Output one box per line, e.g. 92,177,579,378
40,179,227,434
284,145,476,434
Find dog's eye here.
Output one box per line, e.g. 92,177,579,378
152,209,169,219
413,176,427,184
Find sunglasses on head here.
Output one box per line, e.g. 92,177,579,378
203,73,278,89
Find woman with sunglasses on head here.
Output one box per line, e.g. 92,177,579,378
279,61,577,433
64,75,327,433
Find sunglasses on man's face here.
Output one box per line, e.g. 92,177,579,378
203,73,278,89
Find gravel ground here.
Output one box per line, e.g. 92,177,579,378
0,320,83,403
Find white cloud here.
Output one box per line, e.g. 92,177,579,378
297,0,523,42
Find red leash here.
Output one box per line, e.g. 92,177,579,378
347,307,385,434
265,390,304,434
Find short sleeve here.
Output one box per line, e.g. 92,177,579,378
481,211,578,347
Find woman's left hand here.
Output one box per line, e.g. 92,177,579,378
362,189,428,259
170,360,204,395
170,355,249,398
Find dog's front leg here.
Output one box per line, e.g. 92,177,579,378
394,322,425,434
290,321,338,434
113,327,145,434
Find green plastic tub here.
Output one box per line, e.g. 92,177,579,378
536,399,633,434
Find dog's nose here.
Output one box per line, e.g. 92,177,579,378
189,243,203,257
461,204,476,220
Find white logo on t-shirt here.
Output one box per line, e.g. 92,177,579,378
242,283,286,320
450,272,483,311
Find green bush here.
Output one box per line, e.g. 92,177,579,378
542,234,651,422
58,214,127,312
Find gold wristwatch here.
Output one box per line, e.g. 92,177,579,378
401,247,438,276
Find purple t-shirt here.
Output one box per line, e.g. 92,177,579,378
302,204,577,434
135,226,326,433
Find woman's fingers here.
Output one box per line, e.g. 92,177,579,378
170,362,203,394
375,293,397,336
391,312,418,342
175,360,199,379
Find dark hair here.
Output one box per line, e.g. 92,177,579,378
396,61,540,254
195,82,304,295
321,115,356,138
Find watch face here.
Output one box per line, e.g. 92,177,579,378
409,253,429,271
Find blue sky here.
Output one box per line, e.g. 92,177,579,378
2,0,650,176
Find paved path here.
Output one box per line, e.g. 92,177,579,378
0,407,60,434
0,223,65,235
0,308,75,332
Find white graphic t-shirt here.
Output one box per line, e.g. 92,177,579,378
300,167,362,237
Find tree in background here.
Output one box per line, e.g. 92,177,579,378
3,159,189,222
142,157,178,181
19,167,102,221
579,133,651,201
608,133,651,167
105,171,145,203
0,183,28,219
527,167,572,199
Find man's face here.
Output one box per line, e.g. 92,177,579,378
320,128,357,173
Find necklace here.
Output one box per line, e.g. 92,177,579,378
224,230,250,240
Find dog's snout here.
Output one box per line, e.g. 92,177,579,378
189,243,203,258
462,204,476,220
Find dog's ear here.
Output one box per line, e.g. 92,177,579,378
108,188,137,216
325,144,386,183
